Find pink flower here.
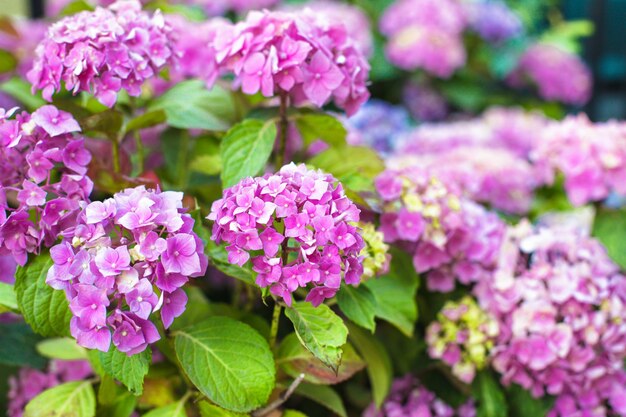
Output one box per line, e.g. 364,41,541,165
31,105,81,137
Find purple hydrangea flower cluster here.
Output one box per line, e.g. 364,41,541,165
474,222,626,416
363,374,476,417
0,255,17,284
380,0,467,77
28,0,177,107
47,186,208,354
209,9,370,115
208,163,364,306
390,107,550,214
0,105,92,266
345,99,412,156
507,43,592,105
466,0,523,44
8,360,93,417
376,169,504,293
532,114,626,206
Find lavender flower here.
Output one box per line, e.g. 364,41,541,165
208,163,364,306
47,186,208,354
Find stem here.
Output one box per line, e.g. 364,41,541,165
112,139,120,173
134,130,144,175
275,92,289,169
269,302,282,350
251,373,306,417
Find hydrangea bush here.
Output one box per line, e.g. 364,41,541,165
0,1,622,417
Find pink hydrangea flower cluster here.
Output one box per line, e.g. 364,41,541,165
47,186,208,354
0,105,92,266
380,0,467,77
208,163,364,306
532,114,626,206
474,222,626,416
363,374,476,417
390,107,550,214
281,1,374,57
507,43,592,105
8,359,93,417
376,169,504,293
209,9,370,115
28,0,177,107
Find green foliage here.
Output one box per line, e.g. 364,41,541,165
0,322,46,369
24,381,96,417
473,371,508,417
143,398,189,417
0,50,17,74
284,302,348,372
220,119,277,188
363,249,419,337
347,323,392,407
174,317,275,412
80,109,124,141
124,110,167,134
15,253,72,337
149,81,239,131
278,333,365,385
295,383,347,417
198,401,249,417
59,0,95,15
100,347,151,396
506,384,553,417
36,337,87,361
0,77,46,111
294,112,347,148
593,207,626,270
0,281,18,313
337,285,377,332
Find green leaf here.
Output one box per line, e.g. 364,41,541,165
198,401,249,417
308,145,383,182
337,285,376,332
60,0,95,15
0,322,46,369
277,333,365,385
593,207,626,269
0,281,18,313
149,81,239,131
284,302,348,373
0,50,17,74
294,383,347,417
36,337,87,361
80,109,124,141
0,77,46,111
15,253,72,337
472,371,508,417
220,119,277,188
174,317,275,413
190,154,222,176
143,398,189,417
347,323,392,407
24,380,96,417
124,110,166,134
99,347,151,396
364,249,419,337
284,411,308,417
101,392,137,417
506,384,553,417
294,112,347,148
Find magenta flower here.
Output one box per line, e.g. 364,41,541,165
48,186,207,354
209,163,365,307
31,105,81,137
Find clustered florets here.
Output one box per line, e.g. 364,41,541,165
28,0,177,107
474,222,626,416
207,9,370,115
47,186,207,354
426,296,499,383
208,163,364,306
363,374,476,417
376,169,504,293
0,105,92,265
